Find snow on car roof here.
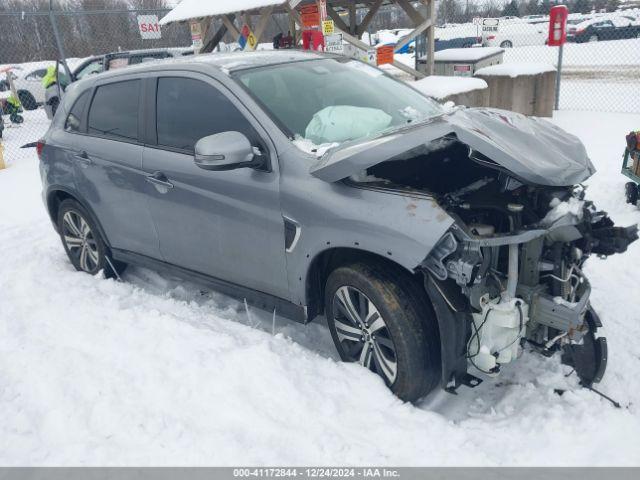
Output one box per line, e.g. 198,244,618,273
434,47,504,62
160,0,286,25
94,51,326,79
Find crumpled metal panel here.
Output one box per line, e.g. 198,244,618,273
310,107,596,187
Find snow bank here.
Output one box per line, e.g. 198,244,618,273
434,47,504,62
160,0,284,25
412,76,487,99
475,62,556,77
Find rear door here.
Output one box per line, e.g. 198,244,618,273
141,73,289,299
73,78,161,259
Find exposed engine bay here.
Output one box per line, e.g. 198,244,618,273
351,135,638,390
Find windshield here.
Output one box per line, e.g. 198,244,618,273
234,58,443,147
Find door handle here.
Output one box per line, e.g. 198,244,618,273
145,171,174,190
73,151,92,167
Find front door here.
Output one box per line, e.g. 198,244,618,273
141,74,289,300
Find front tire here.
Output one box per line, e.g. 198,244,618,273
324,262,440,402
57,199,126,278
500,40,513,48
625,182,638,205
17,90,37,110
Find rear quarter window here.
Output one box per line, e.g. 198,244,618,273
65,90,90,133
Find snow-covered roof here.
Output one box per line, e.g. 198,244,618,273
160,0,286,25
475,63,556,78
434,47,504,62
412,76,488,99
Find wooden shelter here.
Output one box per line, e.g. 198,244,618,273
159,0,435,78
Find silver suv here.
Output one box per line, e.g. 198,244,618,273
38,51,637,402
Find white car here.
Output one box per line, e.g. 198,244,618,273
483,22,549,48
7,65,50,110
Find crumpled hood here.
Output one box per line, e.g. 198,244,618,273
310,107,596,186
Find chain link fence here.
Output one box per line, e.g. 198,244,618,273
1,1,639,162
432,0,640,113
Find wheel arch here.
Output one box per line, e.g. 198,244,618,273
304,247,426,320
46,187,112,248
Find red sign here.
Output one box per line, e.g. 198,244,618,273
548,5,569,46
376,45,394,66
300,5,320,28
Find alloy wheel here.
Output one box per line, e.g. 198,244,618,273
62,210,100,272
332,286,398,384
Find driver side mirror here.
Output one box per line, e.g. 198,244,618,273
194,131,263,171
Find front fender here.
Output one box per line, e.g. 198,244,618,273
282,181,455,308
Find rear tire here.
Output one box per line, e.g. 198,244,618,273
625,182,638,205
17,90,37,110
324,262,441,402
500,40,513,48
49,97,60,117
57,199,126,278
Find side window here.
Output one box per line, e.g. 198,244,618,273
88,80,140,142
75,60,104,80
65,90,90,133
26,69,47,81
156,77,258,152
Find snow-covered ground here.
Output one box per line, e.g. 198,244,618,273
1,107,640,466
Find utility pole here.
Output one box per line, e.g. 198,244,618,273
49,0,73,81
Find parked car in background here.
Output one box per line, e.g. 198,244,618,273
522,14,548,23
72,47,194,82
434,35,480,50
567,16,640,42
39,51,637,402
8,65,48,110
484,22,548,48
434,24,481,49
43,47,193,119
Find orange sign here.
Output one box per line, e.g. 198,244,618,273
376,45,395,66
300,5,320,28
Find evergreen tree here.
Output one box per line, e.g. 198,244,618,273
572,0,593,14
502,0,520,17
523,0,540,16
606,0,620,11
538,0,551,15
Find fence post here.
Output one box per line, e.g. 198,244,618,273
554,43,563,111
49,0,73,81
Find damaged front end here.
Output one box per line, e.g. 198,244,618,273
418,148,638,391
328,109,638,391
314,107,638,391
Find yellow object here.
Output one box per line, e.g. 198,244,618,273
0,142,5,170
247,32,258,49
7,95,21,108
42,65,57,89
322,19,335,35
